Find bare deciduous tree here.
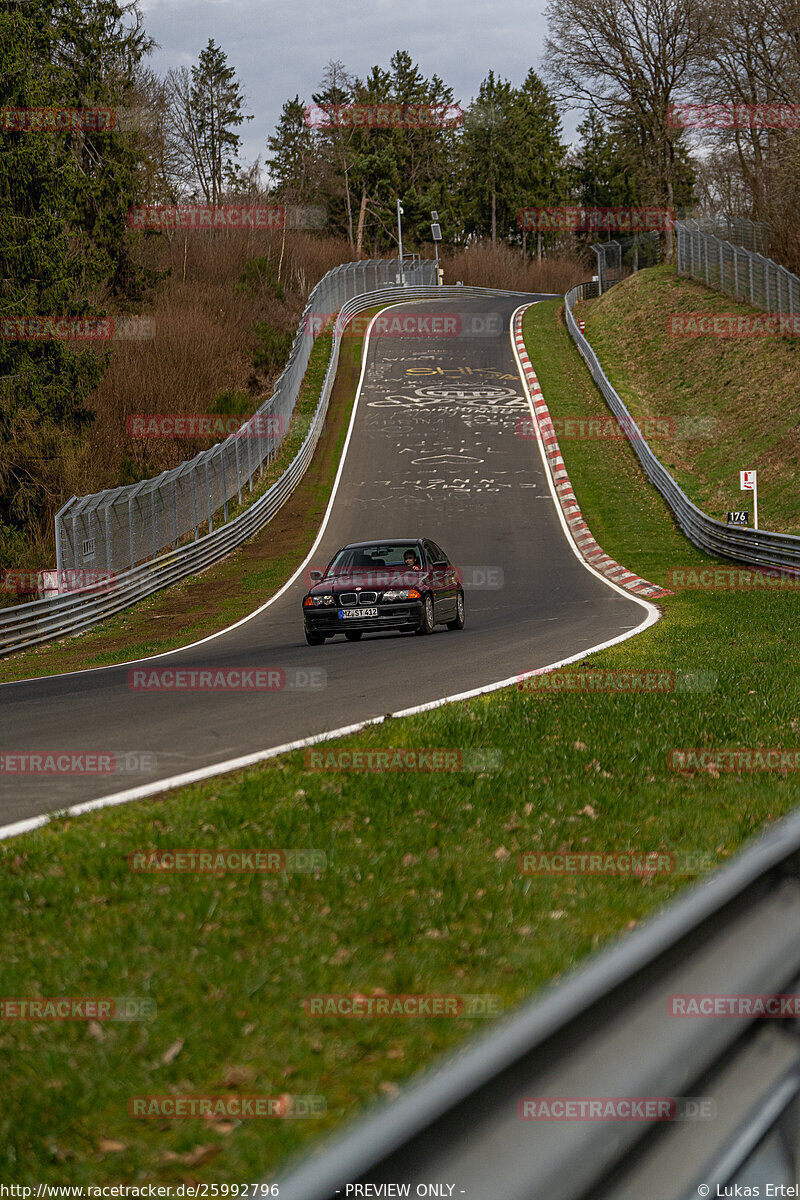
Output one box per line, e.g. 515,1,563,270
544,0,710,259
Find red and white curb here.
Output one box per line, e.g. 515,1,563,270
513,307,671,601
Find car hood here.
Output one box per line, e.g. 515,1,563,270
308,569,424,595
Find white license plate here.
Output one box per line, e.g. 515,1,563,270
339,607,378,619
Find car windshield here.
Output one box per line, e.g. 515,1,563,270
325,544,421,575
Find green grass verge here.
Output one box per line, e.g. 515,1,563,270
3,298,800,1183
575,264,800,533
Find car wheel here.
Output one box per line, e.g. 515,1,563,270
447,591,465,631
345,631,363,642
420,593,435,635
305,630,326,645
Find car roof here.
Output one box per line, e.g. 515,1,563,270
340,539,426,549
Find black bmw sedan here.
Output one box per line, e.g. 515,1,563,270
302,538,465,645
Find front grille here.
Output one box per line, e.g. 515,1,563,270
339,593,357,607
359,592,378,604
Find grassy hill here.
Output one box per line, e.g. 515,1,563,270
575,264,800,534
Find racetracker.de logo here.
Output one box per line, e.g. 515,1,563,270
516,206,675,233
669,748,800,772
1,752,117,775
304,748,503,772
127,667,326,691
128,1094,326,1119
2,106,117,132
1,569,116,594
519,851,715,876
669,994,800,1017
127,848,326,874
126,414,284,439
667,102,800,129
127,205,285,231
1,997,156,1021
518,1097,716,1121
667,567,800,591
667,313,800,337
516,415,675,441
518,669,716,694
303,993,502,1017
519,851,676,876
304,103,463,129
303,312,463,338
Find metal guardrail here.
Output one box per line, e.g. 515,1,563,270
0,282,539,657
564,282,800,573
274,809,800,1200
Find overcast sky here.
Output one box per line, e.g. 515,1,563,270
139,0,584,174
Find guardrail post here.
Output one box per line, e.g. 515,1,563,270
129,494,135,568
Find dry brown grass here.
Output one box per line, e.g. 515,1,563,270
63,232,359,498
441,240,589,294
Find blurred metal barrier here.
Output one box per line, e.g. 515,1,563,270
273,810,800,1200
0,281,538,657
564,282,800,573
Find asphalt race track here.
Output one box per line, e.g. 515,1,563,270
1,295,651,826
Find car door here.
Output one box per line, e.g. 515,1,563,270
424,540,456,619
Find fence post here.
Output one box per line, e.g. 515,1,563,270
190,469,198,540
151,487,157,559
235,433,242,503
172,477,179,549
749,253,754,305
221,450,228,522
734,246,739,299
54,495,76,593
206,459,213,533
105,503,112,570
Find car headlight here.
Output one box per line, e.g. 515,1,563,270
382,588,421,601
304,595,336,607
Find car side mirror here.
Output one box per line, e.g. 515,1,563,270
310,570,323,582
432,561,448,569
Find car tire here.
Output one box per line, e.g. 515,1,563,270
447,591,465,630
305,630,326,645
345,631,363,641
420,593,435,635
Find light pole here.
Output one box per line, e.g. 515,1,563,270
397,198,405,285
431,210,442,284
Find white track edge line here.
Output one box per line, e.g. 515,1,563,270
0,301,661,843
